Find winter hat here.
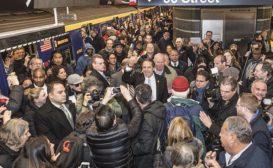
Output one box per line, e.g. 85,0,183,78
67,74,83,85
172,76,189,92
85,43,93,49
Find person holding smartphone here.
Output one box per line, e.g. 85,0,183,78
86,85,142,168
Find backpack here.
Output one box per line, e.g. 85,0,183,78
165,102,196,135
56,132,96,168
160,102,196,152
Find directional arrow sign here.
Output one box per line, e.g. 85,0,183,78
26,0,31,7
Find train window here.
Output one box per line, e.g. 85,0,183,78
62,47,74,65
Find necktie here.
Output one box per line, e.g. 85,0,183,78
174,62,177,67
127,84,135,97
60,105,74,129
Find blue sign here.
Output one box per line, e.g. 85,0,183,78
138,0,273,6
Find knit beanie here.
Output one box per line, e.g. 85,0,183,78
172,76,189,92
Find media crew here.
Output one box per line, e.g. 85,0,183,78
79,75,132,124
79,76,105,113
190,69,211,113
199,76,238,152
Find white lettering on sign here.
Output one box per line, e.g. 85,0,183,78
163,0,220,4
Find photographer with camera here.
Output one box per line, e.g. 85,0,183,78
80,76,105,113
80,76,131,124
199,76,238,151
241,41,265,92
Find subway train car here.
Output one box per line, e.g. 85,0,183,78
0,5,157,95
1,1,273,95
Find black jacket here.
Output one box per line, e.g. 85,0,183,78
35,99,76,147
218,143,271,168
250,113,272,160
23,101,40,137
90,70,110,91
0,141,19,168
90,34,106,53
169,60,188,76
132,101,166,168
208,94,238,137
86,99,142,168
122,70,169,103
6,85,24,118
266,76,273,98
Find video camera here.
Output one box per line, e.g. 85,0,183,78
112,87,121,95
204,67,221,102
86,89,103,105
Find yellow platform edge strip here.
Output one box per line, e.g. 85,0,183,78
65,7,156,32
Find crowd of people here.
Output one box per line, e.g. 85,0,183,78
0,7,273,168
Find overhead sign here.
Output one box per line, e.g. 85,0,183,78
138,0,273,6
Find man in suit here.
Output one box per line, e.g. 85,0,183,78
236,93,272,160
111,58,129,87
153,53,177,94
31,68,48,94
122,58,168,103
90,54,110,91
169,49,188,75
35,81,76,147
205,116,271,168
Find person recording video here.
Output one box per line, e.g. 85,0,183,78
199,76,238,152
80,76,131,124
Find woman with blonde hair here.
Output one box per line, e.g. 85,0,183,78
164,117,204,168
167,117,193,146
24,87,47,136
0,118,31,168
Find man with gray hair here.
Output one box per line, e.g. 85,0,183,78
205,116,271,168
171,142,195,168
153,53,177,94
251,79,267,102
253,61,273,98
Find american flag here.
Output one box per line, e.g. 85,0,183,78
40,39,52,52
